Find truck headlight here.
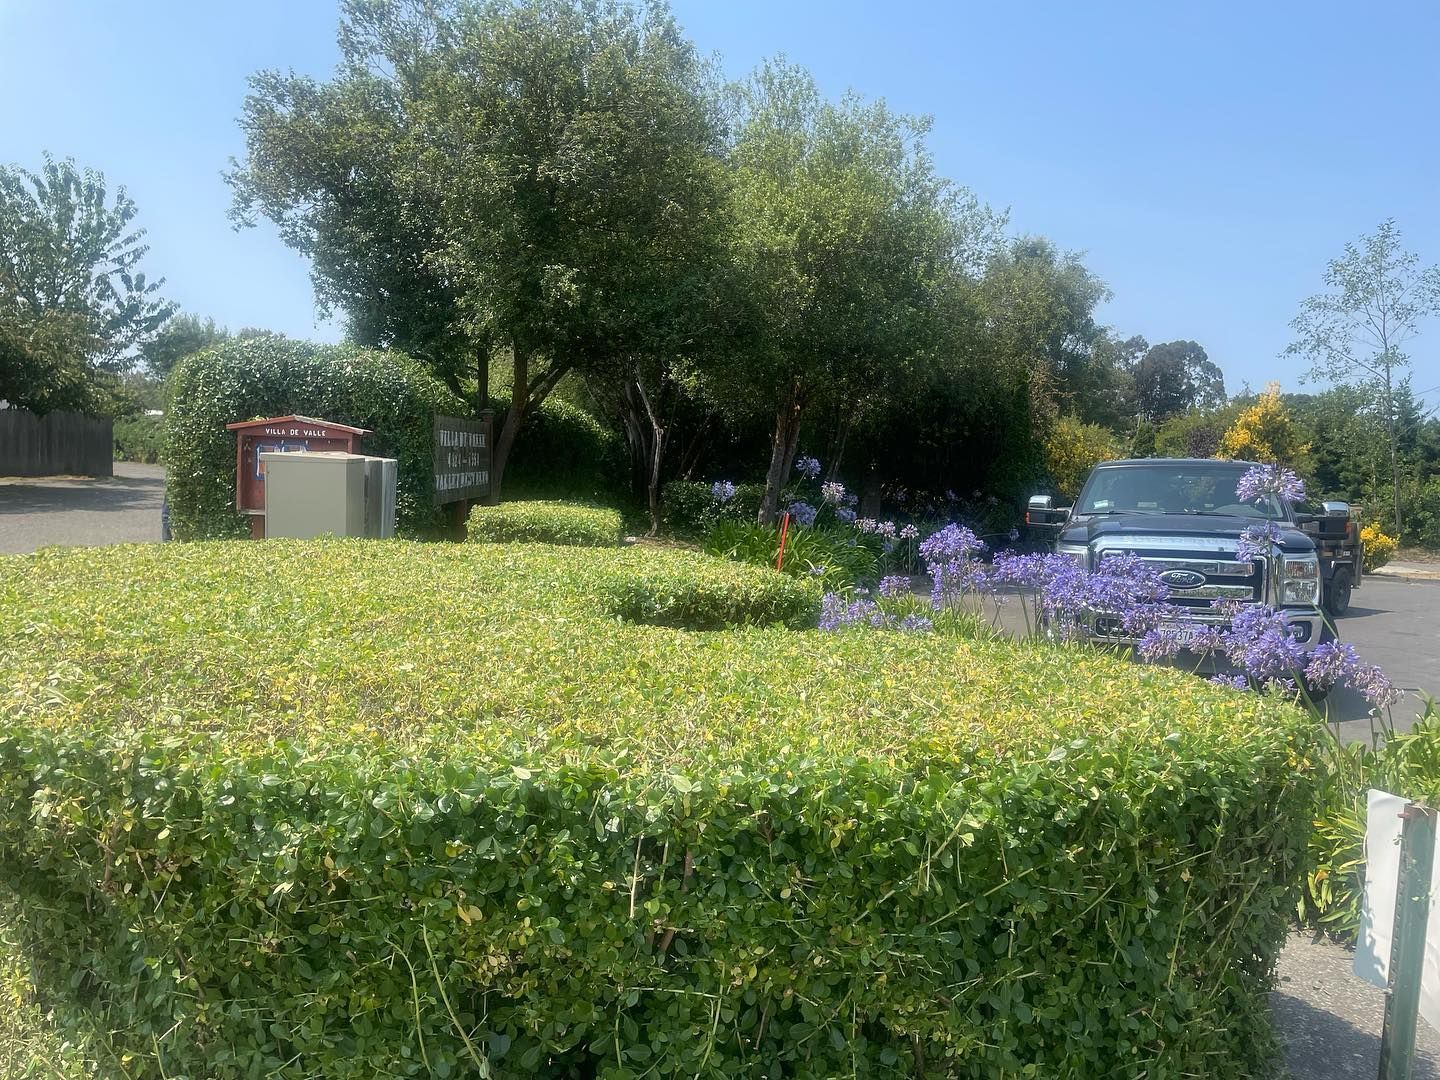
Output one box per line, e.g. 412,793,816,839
1280,555,1320,606
1056,543,1087,569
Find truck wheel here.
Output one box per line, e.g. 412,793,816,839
1325,569,1353,617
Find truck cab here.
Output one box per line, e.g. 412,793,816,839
1027,458,1356,648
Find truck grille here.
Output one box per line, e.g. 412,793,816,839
1097,545,1265,608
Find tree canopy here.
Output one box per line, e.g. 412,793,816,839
0,155,173,414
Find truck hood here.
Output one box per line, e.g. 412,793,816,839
1060,513,1314,553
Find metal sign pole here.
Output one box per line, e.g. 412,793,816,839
1379,803,1438,1080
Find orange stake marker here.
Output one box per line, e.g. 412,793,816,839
776,511,791,571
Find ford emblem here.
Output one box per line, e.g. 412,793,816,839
1159,569,1206,590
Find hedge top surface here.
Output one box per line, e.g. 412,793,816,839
0,541,1305,776
466,499,623,546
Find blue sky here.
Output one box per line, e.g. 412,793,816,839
3,1,1438,406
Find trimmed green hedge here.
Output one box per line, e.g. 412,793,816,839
164,337,466,539
467,500,624,546
0,541,1315,1078
602,557,820,629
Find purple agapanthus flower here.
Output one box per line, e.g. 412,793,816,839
711,480,737,503
1236,463,1306,504
900,524,919,540
1209,673,1252,691
821,481,846,505
836,507,857,525
877,575,913,598
794,455,821,480
1236,521,1284,563
897,615,934,633
1217,603,1308,684
787,501,818,527
875,521,898,540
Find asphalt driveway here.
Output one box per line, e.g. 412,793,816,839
0,462,165,554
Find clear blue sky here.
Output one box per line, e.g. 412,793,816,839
3,1,1438,406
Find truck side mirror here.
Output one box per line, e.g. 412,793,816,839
1028,495,1053,511
1321,500,1351,517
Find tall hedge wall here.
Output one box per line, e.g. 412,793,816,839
0,541,1316,1078
163,337,467,538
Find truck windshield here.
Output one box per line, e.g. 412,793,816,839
1075,463,1286,519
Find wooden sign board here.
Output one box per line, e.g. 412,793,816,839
226,415,370,514
434,413,492,505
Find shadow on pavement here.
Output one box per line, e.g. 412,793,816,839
0,473,164,516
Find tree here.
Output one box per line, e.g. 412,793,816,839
1285,219,1440,533
229,0,474,397
721,61,995,524
140,314,229,379
1130,339,1225,422
0,155,173,413
231,0,726,503
977,238,1115,428
1217,382,1309,467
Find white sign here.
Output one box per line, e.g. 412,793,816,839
1354,788,1440,1032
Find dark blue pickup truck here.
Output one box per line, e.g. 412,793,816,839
1026,458,1363,649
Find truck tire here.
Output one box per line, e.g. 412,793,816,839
1325,568,1353,617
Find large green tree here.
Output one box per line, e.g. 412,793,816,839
1285,219,1440,533
0,155,173,414
231,0,727,503
1130,339,1225,422
721,61,994,524
140,313,230,379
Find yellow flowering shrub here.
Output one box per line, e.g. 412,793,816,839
1361,522,1398,572
1218,382,1310,466
1043,414,1124,499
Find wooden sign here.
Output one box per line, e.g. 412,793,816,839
434,413,492,505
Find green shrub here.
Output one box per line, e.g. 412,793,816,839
0,541,1315,1078
497,394,629,505
1301,704,1440,939
1407,475,1440,549
601,556,820,629
112,413,164,463
705,519,879,589
662,479,767,537
164,337,467,539
467,500,623,546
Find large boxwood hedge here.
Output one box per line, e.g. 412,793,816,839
163,337,467,539
467,499,625,547
0,541,1315,1078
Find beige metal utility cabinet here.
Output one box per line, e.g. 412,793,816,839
261,451,373,539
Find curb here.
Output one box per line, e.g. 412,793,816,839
1367,565,1440,583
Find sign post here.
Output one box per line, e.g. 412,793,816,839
433,413,492,526
1380,803,1439,1080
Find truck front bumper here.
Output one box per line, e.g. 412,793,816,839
1086,605,1329,651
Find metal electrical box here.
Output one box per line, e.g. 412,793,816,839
260,451,397,539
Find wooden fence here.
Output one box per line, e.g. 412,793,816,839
0,408,113,477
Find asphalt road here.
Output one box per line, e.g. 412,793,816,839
1322,575,1440,737
0,462,165,554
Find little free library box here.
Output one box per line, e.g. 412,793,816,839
226,415,371,538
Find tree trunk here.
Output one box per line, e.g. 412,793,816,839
476,347,490,415
758,380,804,526
486,336,570,505
487,339,530,505
631,372,668,536
825,411,853,482
1385,368,1402,536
